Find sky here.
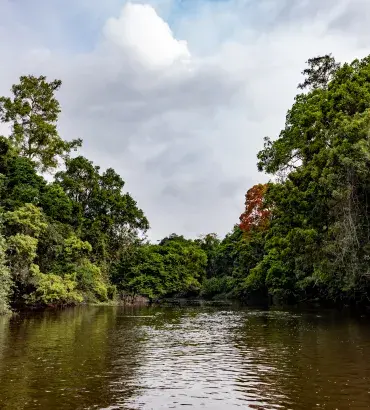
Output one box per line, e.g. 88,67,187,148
1,0,370,241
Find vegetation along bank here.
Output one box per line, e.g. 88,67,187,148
1,53,370,314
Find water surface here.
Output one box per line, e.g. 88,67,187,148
0,305,370,409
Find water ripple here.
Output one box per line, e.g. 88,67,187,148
1,307,370,410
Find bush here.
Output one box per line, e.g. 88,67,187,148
27,270,83,306
74,261,108,302
200,276,236,300
0,231,12,315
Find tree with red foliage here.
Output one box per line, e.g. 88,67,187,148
239,184,271,233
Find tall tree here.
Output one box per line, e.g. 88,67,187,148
196,233,221,278
252,54,370,304
0,75,81,172
56,156,149,266
239,184,271,233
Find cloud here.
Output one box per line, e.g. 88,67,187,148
104,3,190,68
1,0,370,240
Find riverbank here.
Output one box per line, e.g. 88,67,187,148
4,292,370,317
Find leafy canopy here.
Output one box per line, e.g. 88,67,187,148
0,75,81,172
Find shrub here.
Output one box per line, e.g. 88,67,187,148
27,270,83,306
200,276,236,299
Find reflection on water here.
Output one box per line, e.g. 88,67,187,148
0,306,370,409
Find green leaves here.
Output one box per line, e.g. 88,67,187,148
5,203,47,237
4,56,370,310
0,222,11,314
251,54,370,304
298,54,340,91
0,75,81,172
0,74,149,309
4,204,46,290
114,235,208,300
56,156,149,266
26,271,83,306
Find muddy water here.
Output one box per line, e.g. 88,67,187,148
0,306,369,409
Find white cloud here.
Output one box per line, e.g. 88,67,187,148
104,2,190,68
1,0,370,240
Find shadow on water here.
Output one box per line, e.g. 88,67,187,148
231,309,370,409
0,306,370,409
0,307,146,410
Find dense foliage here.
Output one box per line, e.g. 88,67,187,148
2,53,370,313
0,76,148,311
112,234,207,300
214,53,370,307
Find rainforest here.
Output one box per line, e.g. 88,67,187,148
2,53,370,314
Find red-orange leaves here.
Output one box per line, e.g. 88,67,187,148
239,184,271,233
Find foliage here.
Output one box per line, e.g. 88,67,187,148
249,54,370,305
55,156,149,267
298,54,340,91
5,204,46,293
41,184,73,223
239,184,271,233
73,260,109,302
195,233,221,278
0,75,81,172
0,75,148,310
200,276,236,300
26,270,83,306
5,203,47,237
113,234,207,300
4,55,370,311
0,223,11,314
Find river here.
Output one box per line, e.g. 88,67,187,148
0,305,369,409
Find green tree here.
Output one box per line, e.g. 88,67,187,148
0,75,81,172
41,183,73,223
298,54,340,90
26,269,83,306
0,137,46,210
114,235,207,300
5,204,47,301
0,74,148,308
252,54,370,304
196,233,221,278
56,156,149,267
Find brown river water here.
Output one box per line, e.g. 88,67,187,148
0,305,370,409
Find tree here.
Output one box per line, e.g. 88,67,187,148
5,204,47,301
114,235,207,300
239,184,271,233
252,54,370,304
196,233,221,278
0,75,81,172
40,183,73,223
298,54,340,90
26,271,83,306
56,156,149,266
0,74,148,308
